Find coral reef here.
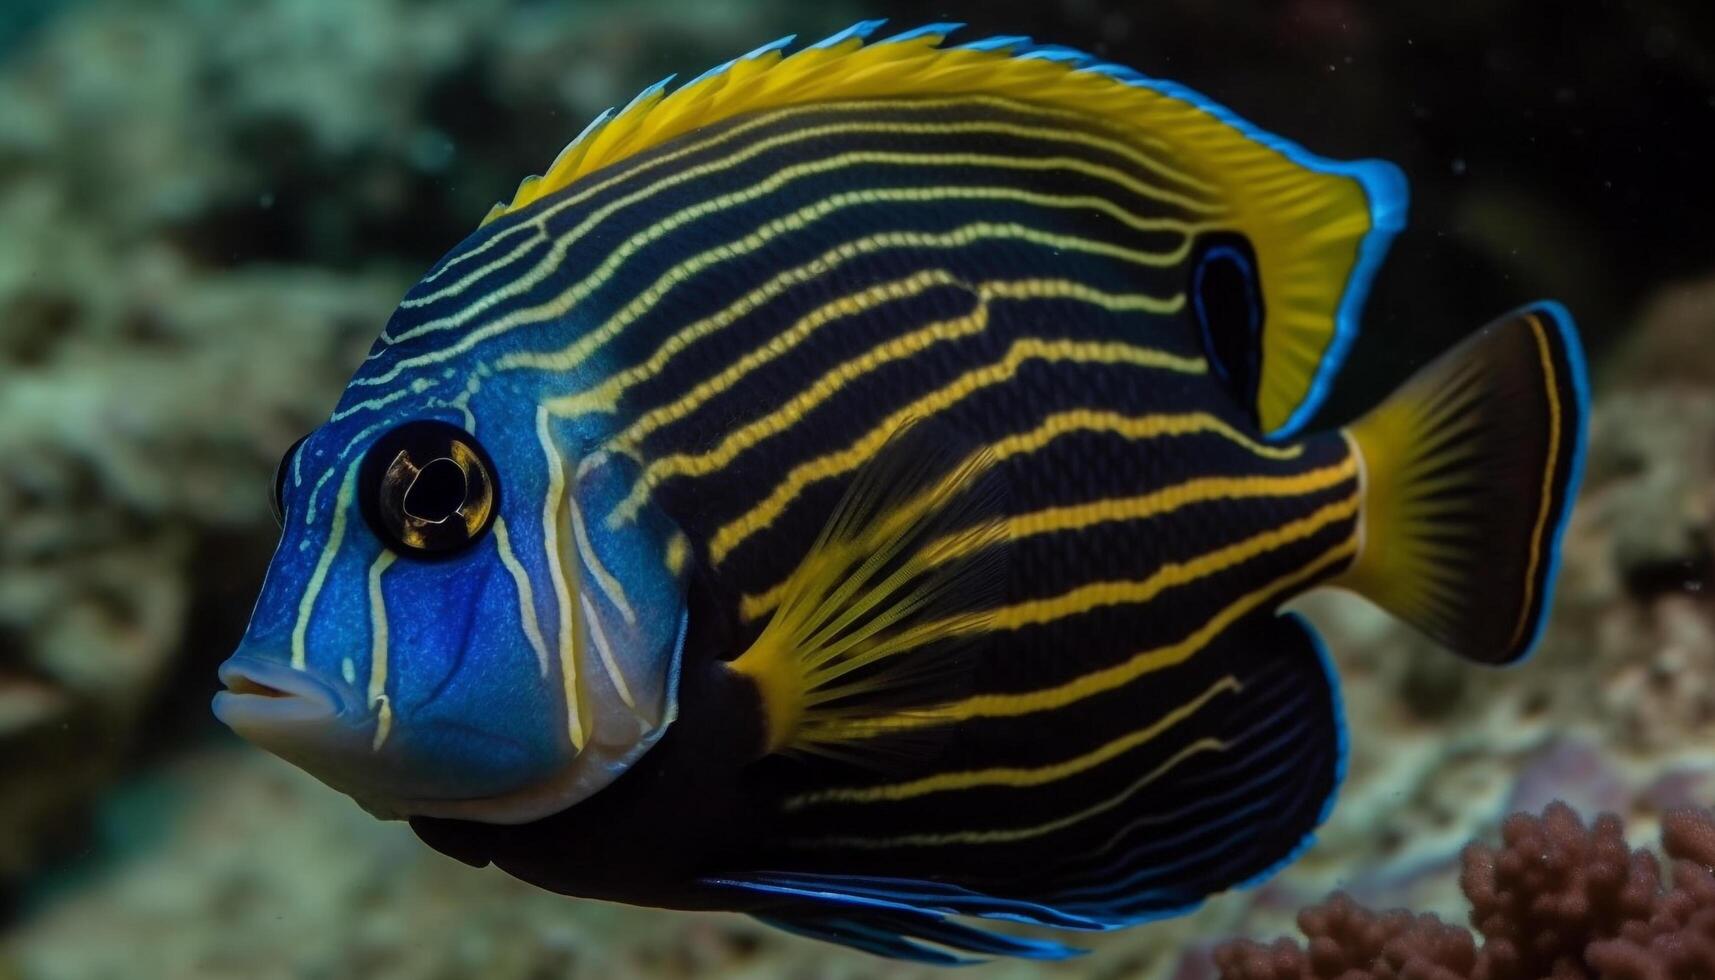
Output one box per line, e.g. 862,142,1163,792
1213,802,1715,980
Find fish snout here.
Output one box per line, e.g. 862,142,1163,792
213,655,360,736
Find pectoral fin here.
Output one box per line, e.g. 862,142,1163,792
728,419,1009,765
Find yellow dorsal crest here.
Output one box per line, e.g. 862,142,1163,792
484,21,1408,437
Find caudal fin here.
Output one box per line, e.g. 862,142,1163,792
1335,302,1588,664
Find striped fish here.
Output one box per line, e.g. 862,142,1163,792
213,23,1590,964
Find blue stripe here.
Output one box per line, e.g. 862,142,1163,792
754,915,976,965
883,916,1084,960
711,872,1106,930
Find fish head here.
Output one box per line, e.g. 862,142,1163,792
216,385,689,825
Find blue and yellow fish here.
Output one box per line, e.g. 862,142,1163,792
214,23,1589,964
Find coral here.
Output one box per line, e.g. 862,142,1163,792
1213,802,1715,980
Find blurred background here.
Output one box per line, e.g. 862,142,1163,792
0,1,1710,977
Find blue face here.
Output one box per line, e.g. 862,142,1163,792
216,361,690,822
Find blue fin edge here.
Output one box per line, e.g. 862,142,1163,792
755,910,1083,963
1268,153,1409,438
724,876,1088,963
754,914,978,965
706,872,1105,930
1227,613,1347,887
1507,300,1591,663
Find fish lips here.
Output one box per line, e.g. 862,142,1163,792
213,655,361,736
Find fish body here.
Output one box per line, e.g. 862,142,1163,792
216,24,1589,964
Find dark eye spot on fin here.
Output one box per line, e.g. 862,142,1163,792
1189,232,1265,425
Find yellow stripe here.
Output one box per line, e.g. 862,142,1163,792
580,593,639,712
291,462,358,670
985,495,1359,632
1508,314,1562,651
389,135,1214,341
591,268,969,438
308,417,391,523
327,377,436,422
501,183,1204,385
366,550,397,751
847,494,1358,673
901,536,1358,729
427,96,1216,296
610,276,1185,457
567,466,637,626
531,213,1205,416
699,344,1230,565
743,456,1358,621
607,294,994,523
535,408,586,750
992,458,1358,558
793,734,1227,847
303,456,342,524
492,516,552,679
783,678,1239,810
664,530,690,577
359,158,1218,390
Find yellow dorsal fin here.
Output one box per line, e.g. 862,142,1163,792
482,21,899,224
486,21,1409,437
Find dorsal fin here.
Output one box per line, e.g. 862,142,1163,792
487,21,1409,437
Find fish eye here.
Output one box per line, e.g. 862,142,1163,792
358,420,498,558
270,433,310,527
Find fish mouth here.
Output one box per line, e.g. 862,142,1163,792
213,657,350,729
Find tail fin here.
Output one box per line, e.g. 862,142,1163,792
1334,302,1588,664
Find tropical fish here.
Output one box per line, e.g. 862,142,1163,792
214,22,1590,964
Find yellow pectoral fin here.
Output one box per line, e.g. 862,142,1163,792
729,417,1008,763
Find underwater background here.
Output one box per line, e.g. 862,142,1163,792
0,0,1711,977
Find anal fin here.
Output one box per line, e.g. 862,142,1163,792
712,613,1347,959
1026,611,1346,924
753,909,1081,965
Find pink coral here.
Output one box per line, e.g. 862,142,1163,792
1214,802,1715,980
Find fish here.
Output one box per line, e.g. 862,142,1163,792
213,22,1590,964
